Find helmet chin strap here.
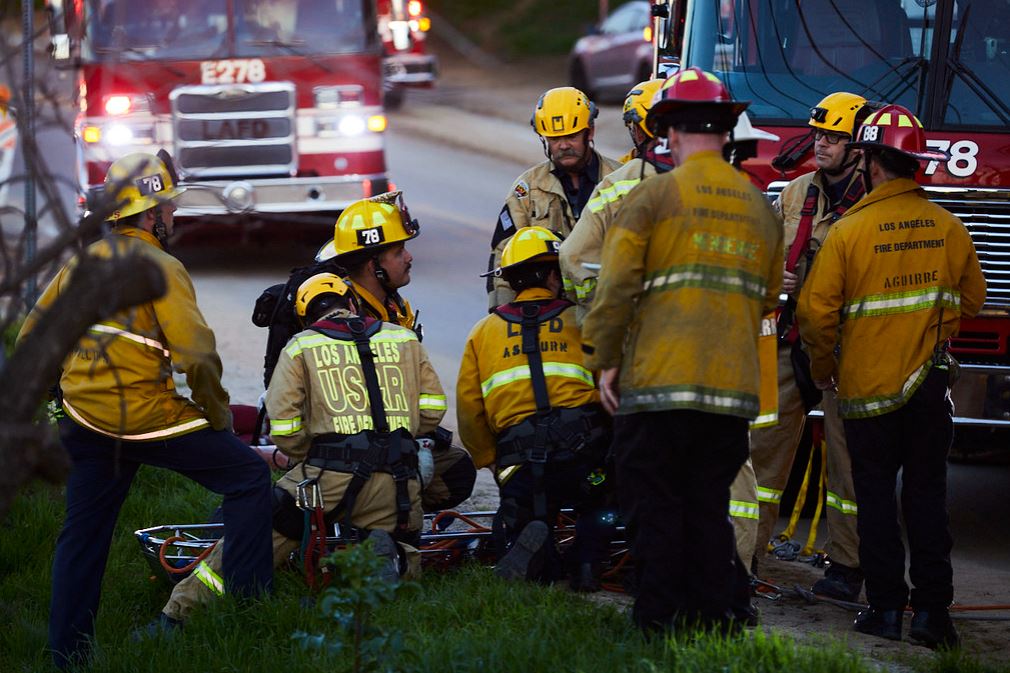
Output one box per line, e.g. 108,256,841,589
372,256,394,292
857,155,874,194
824,147,860,177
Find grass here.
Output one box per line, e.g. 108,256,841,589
428,0,637,58
0,467,989,673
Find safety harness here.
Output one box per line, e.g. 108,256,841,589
305,317,417,534
492,299,605,521
778,175,865,344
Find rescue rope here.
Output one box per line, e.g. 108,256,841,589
753,578,1010,619
158,535,217,574
774,420,827,561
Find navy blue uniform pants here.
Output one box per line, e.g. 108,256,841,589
843,368,955,612
614,409,749,631
50,419,274,669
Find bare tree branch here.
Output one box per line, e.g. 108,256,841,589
0,252,166,520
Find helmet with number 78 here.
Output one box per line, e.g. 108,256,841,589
847,104,949,163
103,150,185,221
316,191,420,262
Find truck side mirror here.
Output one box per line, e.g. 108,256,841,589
583,23,601,37
46,1,76,67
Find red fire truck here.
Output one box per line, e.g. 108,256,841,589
657,0,1010,435
47,0,390,230
378,0,437,109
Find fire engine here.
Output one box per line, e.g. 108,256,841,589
655,0,1010,434
46,0,391,230
378,0,437,109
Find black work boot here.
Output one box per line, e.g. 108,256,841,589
367,529,401,584
854,608,903,641
812,561,864,602
131,613,183,642
909,609,960,649
494,521,549,581
569,562,601,593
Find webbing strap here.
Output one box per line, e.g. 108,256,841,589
779,176,865,343
313,320,412,530
520,303,551,521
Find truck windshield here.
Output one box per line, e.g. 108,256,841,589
82,0,372,61
681,0,1010,130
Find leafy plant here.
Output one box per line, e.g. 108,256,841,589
293,538,415,673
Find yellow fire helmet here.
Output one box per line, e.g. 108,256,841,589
316,191,420,262
104,150,185,221
481,226,561,277
808,92,868,137
531,87,598,138
295,272,353,320
622,79,665,138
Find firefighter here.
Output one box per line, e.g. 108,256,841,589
751,92,875,601
487,86,622,308
559,84,775,585
582,68,782,632
283,193,476,513
15,152,274,669
458,227,611,589
161,272,447,623
798,105,985,648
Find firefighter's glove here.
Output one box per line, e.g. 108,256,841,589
416,437,435,490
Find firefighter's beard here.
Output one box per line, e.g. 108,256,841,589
152,209,170,248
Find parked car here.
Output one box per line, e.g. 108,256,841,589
569,1,654,103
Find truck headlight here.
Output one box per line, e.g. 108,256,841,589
338,115,366,136
105,123,134,146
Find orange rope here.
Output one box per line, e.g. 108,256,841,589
159,535,217,574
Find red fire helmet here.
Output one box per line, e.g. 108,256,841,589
848,104,949,163
646,67,749,135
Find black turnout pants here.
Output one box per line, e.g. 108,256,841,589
494,455,610,580
614,409,749,631
843,368,955,611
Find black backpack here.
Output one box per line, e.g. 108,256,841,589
252,259,342,388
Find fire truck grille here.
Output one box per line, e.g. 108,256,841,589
170,82,296,179
765,183,1010,311
926,189,1010,310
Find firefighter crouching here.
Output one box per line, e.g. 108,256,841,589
458,227,612,590
751,92,876,599
582,68,783,632
798,104,985,648
255,193,475,513
487,86,622,308
16,152,274,667
161,273,448,623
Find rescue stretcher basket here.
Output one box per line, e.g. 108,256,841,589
135,509,630,587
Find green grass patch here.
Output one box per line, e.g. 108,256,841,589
0,467,965,673
428,0,637,58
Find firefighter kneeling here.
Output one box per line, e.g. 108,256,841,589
458,227,612,590
160,273,447,624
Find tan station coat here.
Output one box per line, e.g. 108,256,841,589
560,157,659,325
266,310,446,532
488,151,621,308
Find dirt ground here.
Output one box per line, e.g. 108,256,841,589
414,41,1010,671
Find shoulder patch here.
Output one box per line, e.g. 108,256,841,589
513,180,530,200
